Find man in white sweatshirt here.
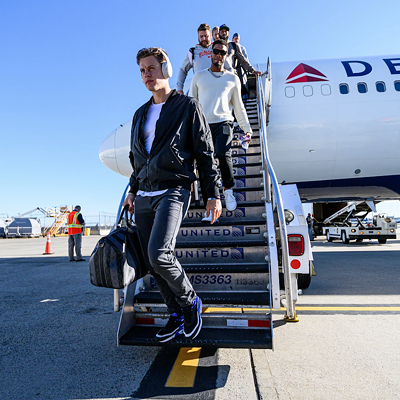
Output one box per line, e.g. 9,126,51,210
189,39,252,221
176,23,213,94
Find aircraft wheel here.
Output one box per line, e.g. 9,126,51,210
326,231,333,242
378,238,387,244
341,231,349,244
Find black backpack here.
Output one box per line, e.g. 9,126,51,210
89,205,147,289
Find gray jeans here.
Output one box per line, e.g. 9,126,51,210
134,188,195,314
68,233,83,260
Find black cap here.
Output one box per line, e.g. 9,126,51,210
219,24,230,31
233,33,239,38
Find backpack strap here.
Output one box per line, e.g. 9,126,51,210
188,47,195,66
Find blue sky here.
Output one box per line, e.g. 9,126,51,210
1,0,399,221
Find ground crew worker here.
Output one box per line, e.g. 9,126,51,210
68,205,85,261
176,23,213,94
123,47,222,342
306,213,315,241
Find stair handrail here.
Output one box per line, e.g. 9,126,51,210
255,63,296,320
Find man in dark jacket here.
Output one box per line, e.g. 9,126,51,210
123,47,222,342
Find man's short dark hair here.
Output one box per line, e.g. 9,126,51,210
198,23,211,32
212,39,228,49
136,47,167,65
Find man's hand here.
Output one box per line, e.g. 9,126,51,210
177,90,184,95
205,198,222,224
122,193,135,214
253,70,262,76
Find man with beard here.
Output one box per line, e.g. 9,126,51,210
176,23,213,94
189,39,252,221
219,24,261,77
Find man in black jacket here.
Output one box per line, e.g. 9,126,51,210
123,47,222,342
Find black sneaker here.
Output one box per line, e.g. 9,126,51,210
155,313,184,343
182,296,202,339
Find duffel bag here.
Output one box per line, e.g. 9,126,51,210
89,205,147,288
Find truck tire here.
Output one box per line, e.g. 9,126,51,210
341,231,349,244
327,231,333,242
297,262,312,289
378,238,387,244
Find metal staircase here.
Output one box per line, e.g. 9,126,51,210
116,62,298,349
43,206,71,236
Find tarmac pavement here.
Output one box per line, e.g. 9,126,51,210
0,232,399,400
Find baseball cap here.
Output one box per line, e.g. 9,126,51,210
219,24,230,31
232,33,239,38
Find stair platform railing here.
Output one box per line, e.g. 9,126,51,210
256,60,296,320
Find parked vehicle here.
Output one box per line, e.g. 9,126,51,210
6,218,41,238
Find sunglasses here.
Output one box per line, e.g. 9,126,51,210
213,49,227,56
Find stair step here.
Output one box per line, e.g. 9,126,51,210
174,243,268,263
177,225,266,243
176,239,267,248
181,262,269,273
143,272,269,293
134,291,271,306
119,326,272,349
186,202,265,223
181,219,266,227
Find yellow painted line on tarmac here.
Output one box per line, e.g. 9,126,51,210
293,306,400,311
241,307,400,312
165,347,202,388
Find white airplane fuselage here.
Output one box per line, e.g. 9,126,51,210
99,54,400,202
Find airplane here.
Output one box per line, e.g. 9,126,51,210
99,54,400,203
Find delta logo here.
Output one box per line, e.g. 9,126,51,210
286,63,328,84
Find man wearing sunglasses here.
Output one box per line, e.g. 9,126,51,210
189,39,252,221
176,23,213,94
123,47,222,342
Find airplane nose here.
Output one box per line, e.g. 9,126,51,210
99,121,132,177
99,129,120,174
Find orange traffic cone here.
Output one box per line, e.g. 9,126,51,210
43,233,53,255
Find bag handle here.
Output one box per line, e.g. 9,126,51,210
117,204,134,226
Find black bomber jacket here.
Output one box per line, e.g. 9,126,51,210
128,90,221,199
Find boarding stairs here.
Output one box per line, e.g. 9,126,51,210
43,206,71,236
323,201,377,226
117,62,297,349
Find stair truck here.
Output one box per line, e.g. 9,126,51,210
324,201,397,244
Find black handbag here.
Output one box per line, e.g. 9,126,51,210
89,205,147,288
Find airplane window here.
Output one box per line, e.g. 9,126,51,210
321,84,331,96
285,86,295,98
395,81,400,91
339,84,349,94
376,82,386,92
303,85,313,97
357,83,367,94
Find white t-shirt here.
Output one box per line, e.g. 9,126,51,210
137,101,168,198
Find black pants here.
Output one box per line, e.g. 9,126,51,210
134,188,195,314
200,121,234,205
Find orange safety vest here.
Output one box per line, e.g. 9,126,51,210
68,211,83,235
